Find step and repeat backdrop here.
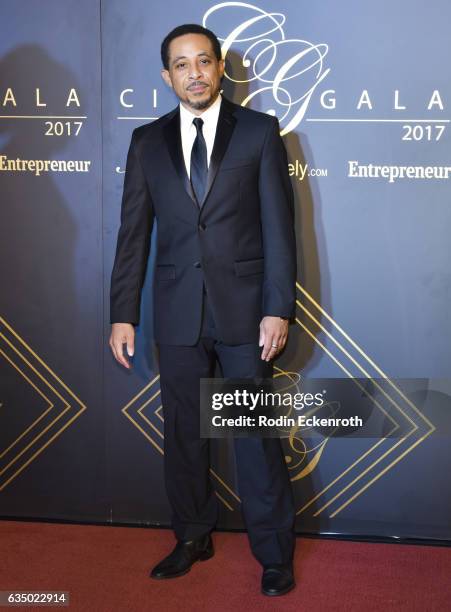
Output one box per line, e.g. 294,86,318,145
1,0,450,541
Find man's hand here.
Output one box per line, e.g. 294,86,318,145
109,323,135,369
259,316,289,361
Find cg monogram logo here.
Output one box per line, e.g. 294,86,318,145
203,1,331,135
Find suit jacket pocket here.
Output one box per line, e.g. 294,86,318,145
220,157,255,171
234,257,264,277
155,264,176,280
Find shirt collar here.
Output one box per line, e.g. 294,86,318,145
179,92,222,131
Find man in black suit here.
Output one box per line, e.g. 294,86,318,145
109,23,297,596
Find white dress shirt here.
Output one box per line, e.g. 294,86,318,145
179,92,222,179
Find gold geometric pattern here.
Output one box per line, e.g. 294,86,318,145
122,375,241,511
294,282,436,517
120,282,435,517
0,316,87,490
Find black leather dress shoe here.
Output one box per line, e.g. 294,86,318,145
149,533,214,579
261,563,295,596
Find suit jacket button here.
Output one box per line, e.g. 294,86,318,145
198,223,206,231
193,261,201,268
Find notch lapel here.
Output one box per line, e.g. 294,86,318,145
163,107,198,209
198,96,237,210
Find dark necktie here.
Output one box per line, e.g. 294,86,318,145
190,117,208,206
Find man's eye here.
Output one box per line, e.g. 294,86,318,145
176,63,186,69
201,59,210,64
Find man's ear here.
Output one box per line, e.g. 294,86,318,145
218,58,225,78
161,68,172,88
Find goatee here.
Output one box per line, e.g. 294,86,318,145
186,91,218,111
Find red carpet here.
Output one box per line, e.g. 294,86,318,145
1,520,450,611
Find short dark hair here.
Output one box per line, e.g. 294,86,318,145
161,23,222,70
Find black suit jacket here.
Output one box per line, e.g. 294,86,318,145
110,95,297,345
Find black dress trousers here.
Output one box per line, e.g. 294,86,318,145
156,284,296,566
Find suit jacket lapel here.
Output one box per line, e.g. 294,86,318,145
163,107,198,209
199,95,237,210
163,96,237,212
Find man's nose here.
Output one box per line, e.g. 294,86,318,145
188,65,203,79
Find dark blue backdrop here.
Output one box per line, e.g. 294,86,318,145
1,0,450,542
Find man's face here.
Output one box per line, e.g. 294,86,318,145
161,33,225,114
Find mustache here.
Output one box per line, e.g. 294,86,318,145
187,82,208,90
